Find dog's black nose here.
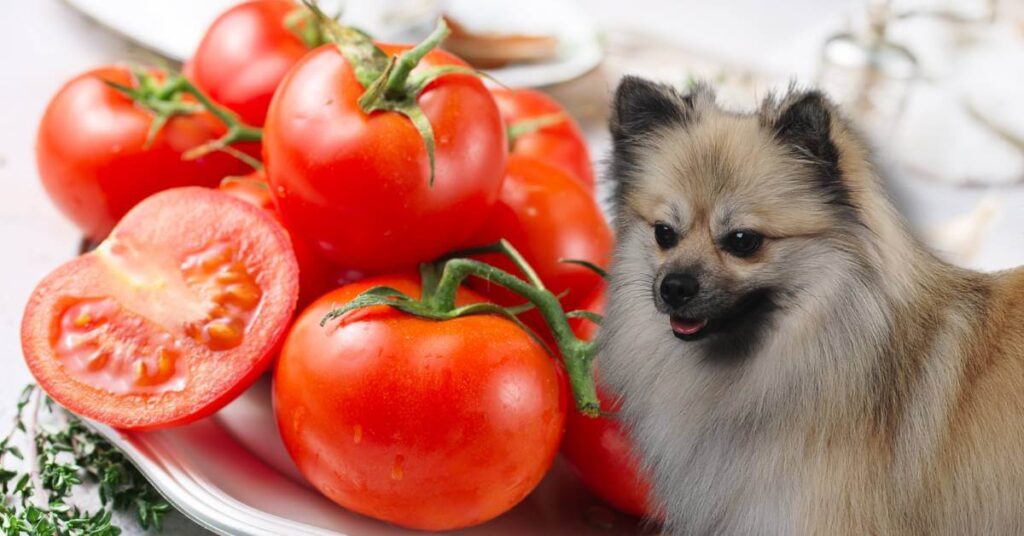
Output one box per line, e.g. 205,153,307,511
660,273,699,307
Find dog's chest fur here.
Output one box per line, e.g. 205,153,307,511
600,261,896,534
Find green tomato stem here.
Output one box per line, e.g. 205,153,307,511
284,4,328,49
108,69,264,170
383,19,450,99
442,240,547,291
506,112,567,146
429,257,599,416
321,240,603,417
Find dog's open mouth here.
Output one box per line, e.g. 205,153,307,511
670,316,709,340
667,289,778,344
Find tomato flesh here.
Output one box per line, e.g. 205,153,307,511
55,297,185,394
22,187,299,429
219,172,336,308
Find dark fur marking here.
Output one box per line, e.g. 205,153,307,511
691,287,780,364
772,92,851,210
611,76,693,142
608,76,695,204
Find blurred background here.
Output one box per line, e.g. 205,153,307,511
1,0,1024,532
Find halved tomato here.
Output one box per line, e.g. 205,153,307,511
21,187,299,429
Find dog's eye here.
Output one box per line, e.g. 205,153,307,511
721,230,763,257
654,223,678,249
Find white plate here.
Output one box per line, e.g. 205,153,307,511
61,0,602,88
88,376,647,536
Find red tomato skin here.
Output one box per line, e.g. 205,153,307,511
491,88,594,189
219,172,335,307
186,0,308,126
264,44,507,274
21,187,299,430
562,291,654,517
469,154,612,324
35,66,257,241
274,276,566,530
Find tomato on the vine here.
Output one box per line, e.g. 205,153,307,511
264,24,507,274
219,171,335,307
469,154,612,323
562,291,655,518
21,187,299,429
36,66,258,240
491,87,594,189
274,275,565,530
186,0,314,127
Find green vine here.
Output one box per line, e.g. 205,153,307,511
321,240,602,417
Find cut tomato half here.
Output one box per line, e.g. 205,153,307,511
21,187,299,429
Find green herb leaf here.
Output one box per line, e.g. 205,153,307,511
0,384,171,534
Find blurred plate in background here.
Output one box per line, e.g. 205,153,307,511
61,0,603,87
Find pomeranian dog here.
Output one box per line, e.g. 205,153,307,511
598,76,1024,535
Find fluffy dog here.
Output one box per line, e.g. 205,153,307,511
598,76,1024,535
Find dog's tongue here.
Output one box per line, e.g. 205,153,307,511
671,317,708,336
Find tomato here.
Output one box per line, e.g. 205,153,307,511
561,291,654,518
219,171,335,307
469,154,612,327
264,43,507,273
491,87,594,189
36,66,258,241
186,0,311,126
21,187,299,430
274,275,565,530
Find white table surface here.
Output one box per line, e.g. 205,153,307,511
3,0,1023,534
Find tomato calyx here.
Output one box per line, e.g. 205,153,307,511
321,239,603,417
507,112,569,147
104,68,264,170
302,1,484,186
283,3,332,49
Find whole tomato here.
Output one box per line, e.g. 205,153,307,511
186,0,312,126
264,40,507,273
219,172,336,307
36,66,257,240
469,154,612,327
491,88,594,189
274,275,565,530
562,291,655,518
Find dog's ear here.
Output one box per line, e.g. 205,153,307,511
770,91,839,168
766,90,846,205
610,76,696,143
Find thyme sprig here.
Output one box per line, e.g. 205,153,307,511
0,385,170,535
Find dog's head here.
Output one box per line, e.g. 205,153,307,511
606,77,875,361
